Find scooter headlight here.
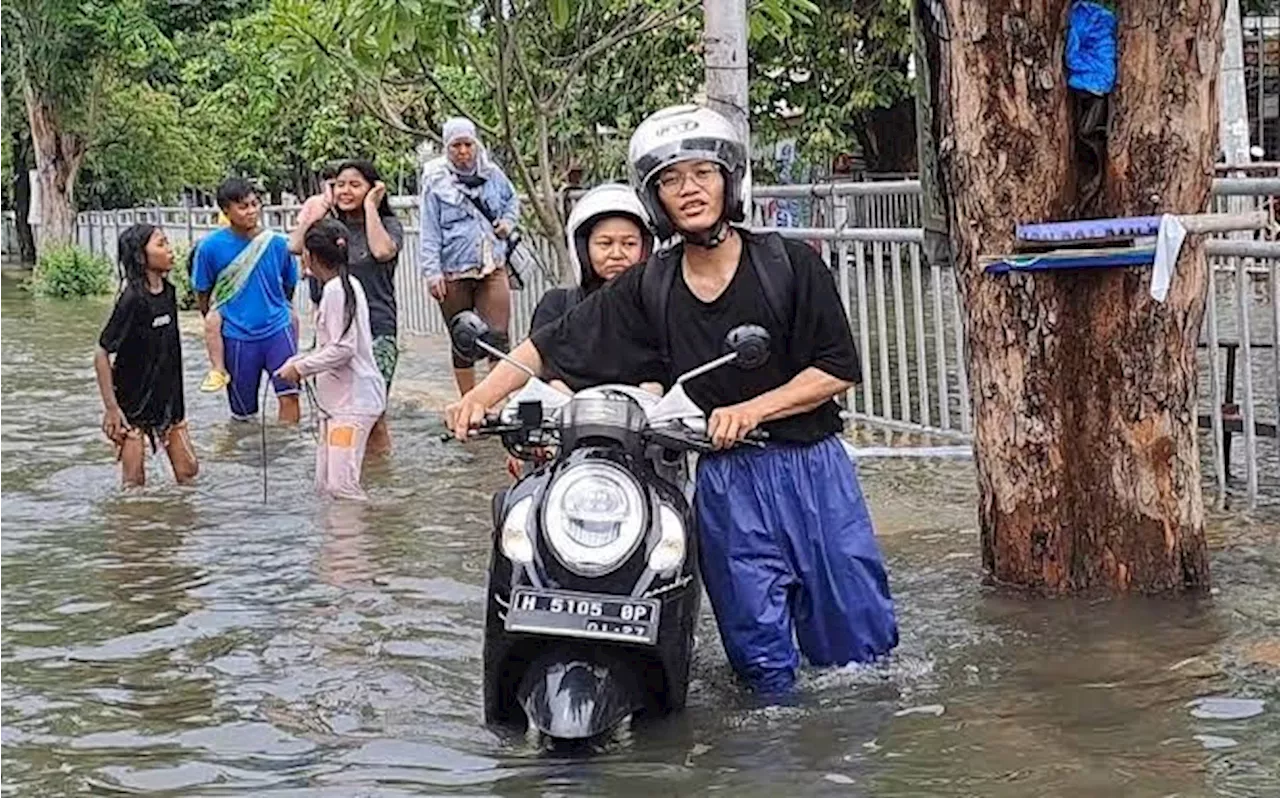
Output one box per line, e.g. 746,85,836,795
648,504,686,573
543,463,646,575
500,496,535,564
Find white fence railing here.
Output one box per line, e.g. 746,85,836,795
0,211,20,261
52,180,1280,506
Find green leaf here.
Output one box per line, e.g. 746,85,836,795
550,0,571,28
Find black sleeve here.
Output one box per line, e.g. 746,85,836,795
784,240,862,383
98,288,138,354
530,265,667,388
529,288,570,337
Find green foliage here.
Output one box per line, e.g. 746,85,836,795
29,246,115,298
79,80,222,208
2,0,170,130
169,244,198,310
751,0,914,174
2,0,915,218
174,10,419,198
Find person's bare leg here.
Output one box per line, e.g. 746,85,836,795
204,309,227,375
366,414,391,457
120,433,146,488
278,394,301,424
454,367,477,396
474,269,512,347
163,422,199,485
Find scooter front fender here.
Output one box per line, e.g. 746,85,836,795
516,650,641,740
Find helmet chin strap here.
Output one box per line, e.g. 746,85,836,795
681,219,731,249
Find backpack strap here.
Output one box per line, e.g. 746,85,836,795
743,230,796,333
640,247,681,365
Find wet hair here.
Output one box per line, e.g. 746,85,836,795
304,218,357,337
319,161,341,182
334,159,393,217
216,177,258,211
117,223,162,292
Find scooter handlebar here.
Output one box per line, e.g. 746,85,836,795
439,416,528,443
645,425,769,453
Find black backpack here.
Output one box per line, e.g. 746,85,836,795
639,229,795,364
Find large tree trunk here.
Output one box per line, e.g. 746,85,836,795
10,124,37,263
24,84,85,251
933,0,1216,594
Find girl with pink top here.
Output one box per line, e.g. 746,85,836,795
276,218,387,499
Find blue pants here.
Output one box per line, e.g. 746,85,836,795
225,327,298,418
695,436,898,695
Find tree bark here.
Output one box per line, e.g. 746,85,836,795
10,124,38,263
23,83,85,251
933,0,1215,594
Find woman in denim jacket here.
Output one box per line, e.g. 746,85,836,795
420,117,521,395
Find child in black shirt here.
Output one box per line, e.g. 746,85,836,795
94,224,198,487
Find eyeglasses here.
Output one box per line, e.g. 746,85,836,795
657,165,721,195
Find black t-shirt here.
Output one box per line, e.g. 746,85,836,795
530,286,599,391
98,282,185,431
531,235,861,443
529,286,584,335
306,212,405,338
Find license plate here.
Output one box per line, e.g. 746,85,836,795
505,588,660,645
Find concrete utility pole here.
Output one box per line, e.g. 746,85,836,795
703,0,750,145
1221,0,1253,167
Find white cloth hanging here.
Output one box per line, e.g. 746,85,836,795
1150,213,1188,303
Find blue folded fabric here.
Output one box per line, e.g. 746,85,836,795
1066,0,1117,95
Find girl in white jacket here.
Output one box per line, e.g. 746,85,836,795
276,218,386,499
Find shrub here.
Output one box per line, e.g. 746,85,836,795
29,246,115,298
171,243,197,310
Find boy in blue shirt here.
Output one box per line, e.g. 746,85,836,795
193,178,301,422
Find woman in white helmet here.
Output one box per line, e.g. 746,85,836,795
529,183,653,338
447,105,898,696
504,184,656,479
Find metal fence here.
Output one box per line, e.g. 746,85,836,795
59,179,1280,506
0,211,21,261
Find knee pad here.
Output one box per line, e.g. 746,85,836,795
451,347,476,370
449,323,479,369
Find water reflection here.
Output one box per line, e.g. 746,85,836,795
317,502,376,588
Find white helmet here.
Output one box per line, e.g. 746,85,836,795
565,183,653,287
628,104,749,244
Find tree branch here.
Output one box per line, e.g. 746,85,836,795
544,0,700,112
509,21,544,113
359,88,435,141
412,51,499,137
488,0,560,241
461,40,497,94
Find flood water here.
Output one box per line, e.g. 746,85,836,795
2,271,1278,797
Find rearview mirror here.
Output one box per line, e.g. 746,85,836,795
725,324,771,370
449,310,491,362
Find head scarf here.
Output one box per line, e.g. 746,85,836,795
443,118,482,176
